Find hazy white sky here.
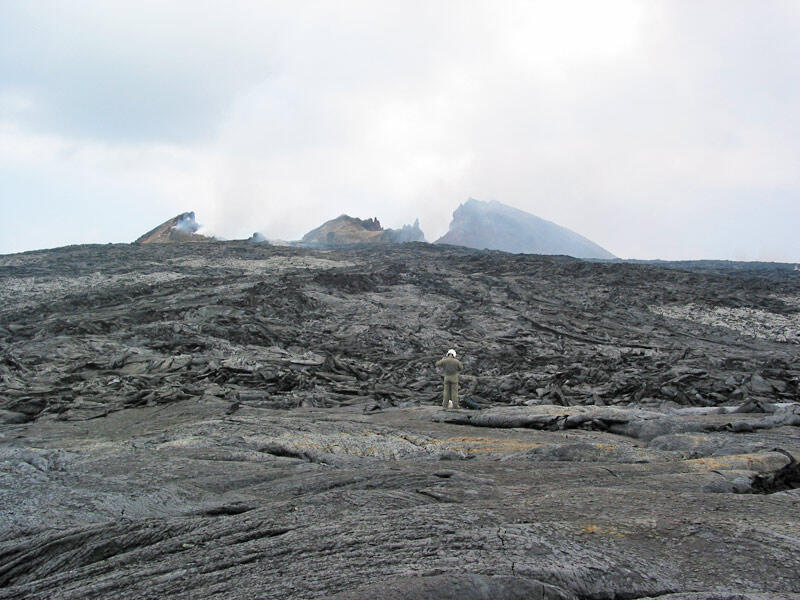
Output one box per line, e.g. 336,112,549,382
1,1,799,260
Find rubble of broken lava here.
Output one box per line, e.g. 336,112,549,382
0,241,798,600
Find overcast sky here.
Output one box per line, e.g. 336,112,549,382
2,1,799,260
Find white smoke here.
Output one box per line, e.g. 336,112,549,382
172,212,200,235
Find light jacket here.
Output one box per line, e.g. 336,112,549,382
435,357,463,381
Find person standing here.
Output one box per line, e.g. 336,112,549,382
435,349,463,409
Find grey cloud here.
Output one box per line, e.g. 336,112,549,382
0,2,276,142
2,1,800,260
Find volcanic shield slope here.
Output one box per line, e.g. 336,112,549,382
436,198,616,259
1,242,799,599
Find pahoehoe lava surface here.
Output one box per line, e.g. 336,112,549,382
1,241,799,599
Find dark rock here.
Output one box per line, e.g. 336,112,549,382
330,574,576,600
750,450,800,493
0,409,29,424
748,374,774,395
1,241,799,599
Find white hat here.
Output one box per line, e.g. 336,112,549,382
447,349,456,357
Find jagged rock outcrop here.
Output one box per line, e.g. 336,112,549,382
134,212,212,244
382,218,426,243
300,215,425,246
435,199,615,259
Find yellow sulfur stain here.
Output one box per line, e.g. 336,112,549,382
581,524,627,538
684,453,789,473
444,436,544,454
